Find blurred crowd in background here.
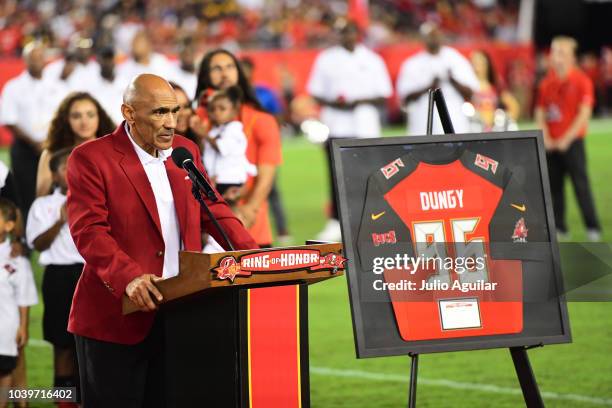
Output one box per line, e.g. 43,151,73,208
0,2,608,398
1,0,612,120
1,0,522,54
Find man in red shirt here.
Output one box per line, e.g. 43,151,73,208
535,36,601,241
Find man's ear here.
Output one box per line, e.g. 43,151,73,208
121,103,135,124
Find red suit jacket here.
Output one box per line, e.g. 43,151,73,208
66,124,257,344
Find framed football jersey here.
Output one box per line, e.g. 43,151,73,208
331,131,571,357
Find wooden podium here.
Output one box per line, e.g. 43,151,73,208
122,243,345,408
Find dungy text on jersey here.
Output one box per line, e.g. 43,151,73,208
419,189,464,211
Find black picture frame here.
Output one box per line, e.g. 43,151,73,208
331,130,571,358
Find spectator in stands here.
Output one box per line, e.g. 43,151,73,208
470,50,519,131
36,92,115,197
396,22,479,135
116,30,171,88
307,18,392,242
167,37,198,100
240,56,292,244
90,47,124,124
0,41,65,220
195,49,282,248
535,36,602,242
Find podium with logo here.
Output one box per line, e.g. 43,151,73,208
123,243,345,408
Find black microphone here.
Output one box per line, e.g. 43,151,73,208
171,147,218,202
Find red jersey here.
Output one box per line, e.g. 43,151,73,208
536,68,594,139
357,150,545,342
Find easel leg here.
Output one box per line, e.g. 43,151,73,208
408,353,418,408
509,347,545,408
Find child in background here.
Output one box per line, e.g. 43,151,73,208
26,147,84,407
203,85,256,205
201,86,256,253
0,198,37,408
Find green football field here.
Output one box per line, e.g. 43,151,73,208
16,120,612,407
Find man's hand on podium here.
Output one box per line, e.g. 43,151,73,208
125,274,164,312
235,204,258,229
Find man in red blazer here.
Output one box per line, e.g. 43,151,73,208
66,74,257,407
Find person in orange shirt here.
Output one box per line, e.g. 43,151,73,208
535,36,601,241
194,49,282,247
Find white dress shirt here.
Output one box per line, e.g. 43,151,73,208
0,71,66,142
0,238,38,357
307,44,392,138
125,124,181,278
26,188,85,265
396,46,479,135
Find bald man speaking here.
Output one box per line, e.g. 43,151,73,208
65,74,257,407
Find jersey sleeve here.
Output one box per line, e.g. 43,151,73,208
306,53,328,100
372,54,393,98
450,51,480,92
26,198,60,249
0,80,19,125
356,173,414,272
15,258,38,307
396,59,420,101
489,169,548,261
579,74,595,107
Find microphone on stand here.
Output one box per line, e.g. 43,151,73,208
171,146,235,251
171,147,218,202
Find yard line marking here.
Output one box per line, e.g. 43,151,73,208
311,366,612,406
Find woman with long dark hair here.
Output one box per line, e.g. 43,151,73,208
470,50,520,130
195,49,281,248
36,92,115,197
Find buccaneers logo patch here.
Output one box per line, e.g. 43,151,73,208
512,217,528,242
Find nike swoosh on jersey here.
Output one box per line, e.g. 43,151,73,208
511,204,526,212
371,211,385,220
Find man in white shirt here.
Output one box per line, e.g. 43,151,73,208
396,22,479,135
307,19,392,241
43,34,100,96
89,47,124,124
116,30,172,91
0,41,65,217
167,37,198,100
